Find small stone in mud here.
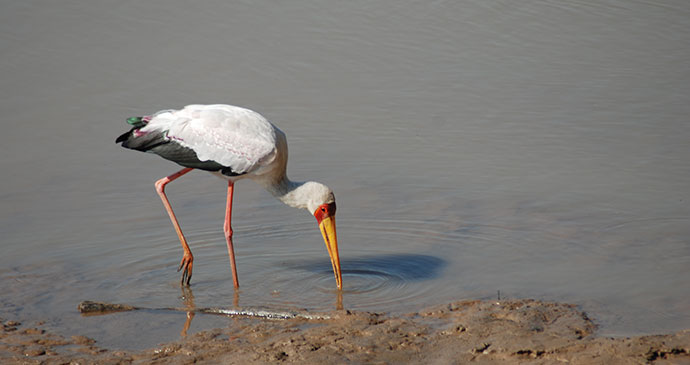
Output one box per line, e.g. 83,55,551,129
472,343,491,354
23,328,45,335
24,346,46,356
72,335,96,345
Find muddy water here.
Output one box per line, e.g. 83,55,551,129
1,0,689,350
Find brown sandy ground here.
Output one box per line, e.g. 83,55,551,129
1,299,688,364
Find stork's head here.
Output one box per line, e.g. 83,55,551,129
280,181,342,290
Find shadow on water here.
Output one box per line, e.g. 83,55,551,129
298,253,447,282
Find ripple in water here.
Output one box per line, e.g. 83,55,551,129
273,253,447,311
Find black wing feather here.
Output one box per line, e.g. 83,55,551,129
116,128,243,176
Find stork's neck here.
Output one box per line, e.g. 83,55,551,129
264,175,310,209
261,175,331,213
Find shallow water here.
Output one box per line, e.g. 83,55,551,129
1,0,689,349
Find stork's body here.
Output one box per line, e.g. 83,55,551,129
116,104,342,289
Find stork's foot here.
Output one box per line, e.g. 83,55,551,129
177,253,194,285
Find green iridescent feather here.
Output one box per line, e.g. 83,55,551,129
126,117,146,128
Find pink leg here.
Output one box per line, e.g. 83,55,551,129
224,181,240,288
155,167,194,285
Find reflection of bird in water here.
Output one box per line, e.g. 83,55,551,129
180,286,195,337
116,104,342,289
179,286,241,337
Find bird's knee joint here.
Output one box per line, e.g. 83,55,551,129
155,180,167,194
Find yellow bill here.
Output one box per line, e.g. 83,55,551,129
318,215,342,290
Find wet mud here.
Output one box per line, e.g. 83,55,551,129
2,299,688,364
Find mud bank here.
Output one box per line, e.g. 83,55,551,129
2,299,688,364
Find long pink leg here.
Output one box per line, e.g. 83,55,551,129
155,167,194,285
224,181,240,288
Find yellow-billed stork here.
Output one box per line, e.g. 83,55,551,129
116,104,342,290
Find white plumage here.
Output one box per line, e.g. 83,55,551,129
140,104,279,175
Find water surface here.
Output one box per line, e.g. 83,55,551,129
1,0,689,349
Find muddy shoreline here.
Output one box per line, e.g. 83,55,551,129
2,299,688,364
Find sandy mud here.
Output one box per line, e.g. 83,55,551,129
2,299,688,364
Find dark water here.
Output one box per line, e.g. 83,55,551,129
1,0,689,349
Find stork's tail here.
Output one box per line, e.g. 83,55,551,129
116,116,165,151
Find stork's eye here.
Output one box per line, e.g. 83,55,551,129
321,207,326,212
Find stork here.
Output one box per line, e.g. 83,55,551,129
116,104,342,290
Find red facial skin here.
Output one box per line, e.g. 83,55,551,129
314,202,337,224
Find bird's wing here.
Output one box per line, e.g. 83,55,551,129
143,105,278,174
